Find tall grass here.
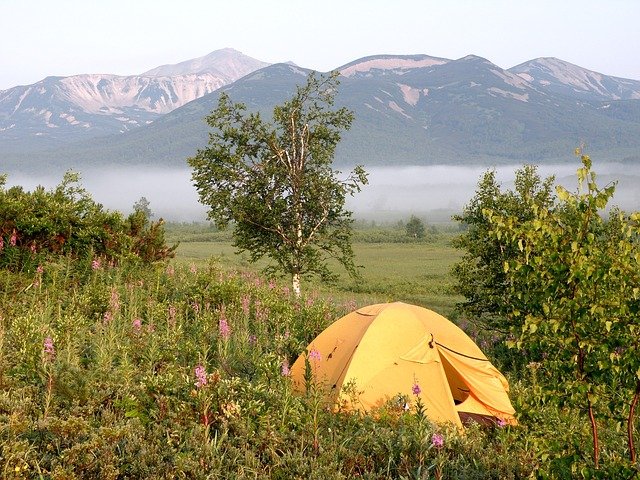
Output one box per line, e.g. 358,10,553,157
1,225,637,477
0,253,536,479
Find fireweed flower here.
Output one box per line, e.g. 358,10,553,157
43,337,55,361
219,316,231,340
132,318,142,332
281,359,290,376
431,433,444,449
412,382,422,396
168,305,177,325
194,365,208,388
308,348,321,362
109,289,120,311
241,295,251,316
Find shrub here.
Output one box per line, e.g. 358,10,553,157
0,172,176,272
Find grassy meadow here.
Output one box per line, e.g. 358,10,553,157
168,224,464,316
1,220,637,478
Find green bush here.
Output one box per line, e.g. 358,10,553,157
0,172,176,272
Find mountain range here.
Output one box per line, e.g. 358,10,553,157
2,48,640,173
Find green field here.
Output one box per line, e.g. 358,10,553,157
169,225,464,317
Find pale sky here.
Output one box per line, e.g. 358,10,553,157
1,0,639,90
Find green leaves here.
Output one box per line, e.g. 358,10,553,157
188,72,367,295
475,155,640,468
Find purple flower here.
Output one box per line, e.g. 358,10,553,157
308,348,321,362
43,337,55,360
431,433,444,449
103,311,113,325
281,359,290,376
412,382,421,396
194,365,208,388
241,295,251,316
168,305,177,325
248,334,257,345
497,418,507,428
219,316,231,340
109,289,120,311
132,318,142,332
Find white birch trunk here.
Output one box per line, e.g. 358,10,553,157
292,272,301,298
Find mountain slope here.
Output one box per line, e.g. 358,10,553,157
3,53,640,173
508,57,640,101
0,49,269,152
142,47,269,78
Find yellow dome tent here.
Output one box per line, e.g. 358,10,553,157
290,302,516,428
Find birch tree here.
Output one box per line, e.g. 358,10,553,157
188,72,367,297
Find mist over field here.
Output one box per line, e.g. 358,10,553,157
5,163,640,223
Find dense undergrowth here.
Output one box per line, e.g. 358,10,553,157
1,175,639,478
1,255,638,478
1,258,532,479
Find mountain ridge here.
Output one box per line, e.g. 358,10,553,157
2,51,640,173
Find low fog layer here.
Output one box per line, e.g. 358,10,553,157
5,163,640,223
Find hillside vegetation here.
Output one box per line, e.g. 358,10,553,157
1,169,639,478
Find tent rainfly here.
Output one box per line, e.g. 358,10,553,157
290,302,516,428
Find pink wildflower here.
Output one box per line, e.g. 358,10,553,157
43,337,55,360
248,334,257,345
281,359,290,376
166,265,175,276
189,264,197,274
9,230,17,246
431,433,444,449
0,236,3,250
308,348,321,362
109,289,120,311
268,279,276,289
168,305,177,325
241,295,251,316
194,365,208,388
103,311,113,325
219,316,231,340
36,265,44,274
191,302,200,314
497,418,507,428
132,318,142,332
412,382,422,396
282,286,290,296
91,258,101,270
30,243,36,253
